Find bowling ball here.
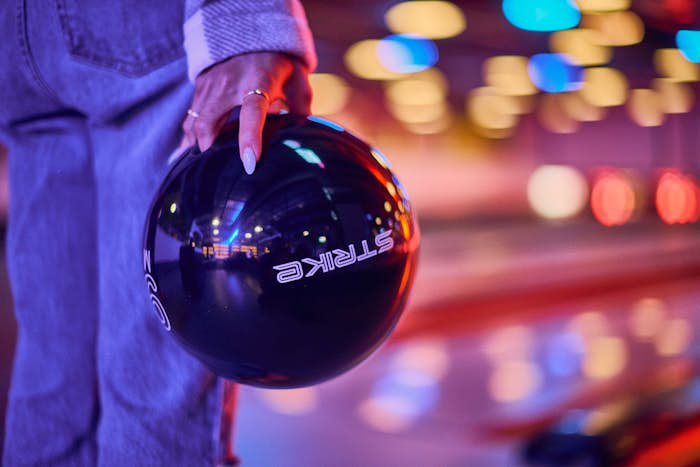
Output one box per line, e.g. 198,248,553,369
143,113,419,388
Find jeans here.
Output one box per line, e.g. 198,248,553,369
0,1,225,465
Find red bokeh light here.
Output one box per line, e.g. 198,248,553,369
591,170,636,227
655,170,700,225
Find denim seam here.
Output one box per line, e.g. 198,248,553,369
55,0,184,77
15,0,61,102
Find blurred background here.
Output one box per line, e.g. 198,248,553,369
4,0,700,465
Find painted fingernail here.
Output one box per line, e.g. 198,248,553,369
242,147,257,175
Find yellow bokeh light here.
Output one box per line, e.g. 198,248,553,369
583,336,627,380
402,112,453,135
576,0,630,12
538,94,579,134
580,11,644,46
550,29,612,66
345,40,403,80
488,360,542,403
653,78,694,114
385,78,446,106
560,92,606,121
259,387,319,415
627,89,666,127
654,318,692,356
385,1,466,39
579,67,628,107
467,87,521,130
629,297,666,340
483,55,537,96
389,99,449,124
654,48,700,82
309,73,351,115
527,165,589,220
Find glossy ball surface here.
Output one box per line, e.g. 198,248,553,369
143,114,419,388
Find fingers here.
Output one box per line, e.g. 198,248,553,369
284,68,313,115
238,92,271,175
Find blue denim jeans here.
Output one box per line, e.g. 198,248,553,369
1,1,224,465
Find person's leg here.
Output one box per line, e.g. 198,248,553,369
0,2,99,465
2,116,99,466
90,78,224,467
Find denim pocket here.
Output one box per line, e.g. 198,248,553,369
55,0,184,77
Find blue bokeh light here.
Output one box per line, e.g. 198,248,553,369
377,34,438,73
502,0,580,32
528,53,584,93
677,30,700,63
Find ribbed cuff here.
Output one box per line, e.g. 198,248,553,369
183,0,317,82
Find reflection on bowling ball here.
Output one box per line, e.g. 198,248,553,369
143,114,419,388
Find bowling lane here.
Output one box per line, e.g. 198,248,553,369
231,221,700,466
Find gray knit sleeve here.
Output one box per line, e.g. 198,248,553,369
183,0,317,81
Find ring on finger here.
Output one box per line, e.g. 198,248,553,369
244,89,270,102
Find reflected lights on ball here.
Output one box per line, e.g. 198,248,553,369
345,40,403,80
627,89,666,127
655,170,700,224
550,29,612,66
502,0,580,32
385,1,466,39
309,73,351,116
488,360,543,403
582,336,627,380
629,297,667,341
590,170,637,226
259,387,319,416
377,34,439,74
579,67,629,107
652,79,694,114
576,0,630,12
676,30,700,63
528,53,584,93
654,318,692,356
580,11,644,46
483,55,537,96
527,165,589,220
654,48,700,82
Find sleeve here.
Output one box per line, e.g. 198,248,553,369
183,0,318,82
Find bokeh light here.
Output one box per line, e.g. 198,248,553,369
502,0,581,32
590,170,637,226
656,170,700,225
580,11,643,46
377,34,439,73
676,30,700,63
575,0,630,12
550,29,612,66
654,48,700,82
309,73,351,115
385,1,466,39
345,40,403,80
582,336,628,380
559,91,606,121
489,360,543,402
259,387,320,416
467,87,520,130
629,297,667,341
537,93,579,133
627,88,666,127
652,78,694,114
579,67,628,107
654,318,692,356
483,55,537,96
527,165,589,220
528,53,584,93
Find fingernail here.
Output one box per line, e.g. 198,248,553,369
242,147,256,175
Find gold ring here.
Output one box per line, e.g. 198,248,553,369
244,89,270,101
187,108,200,119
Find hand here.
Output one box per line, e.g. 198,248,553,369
182,52,312,175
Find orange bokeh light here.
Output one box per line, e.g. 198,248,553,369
590,170,637,226
655,170,700,225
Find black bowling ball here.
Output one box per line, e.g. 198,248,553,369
143,114,419,388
